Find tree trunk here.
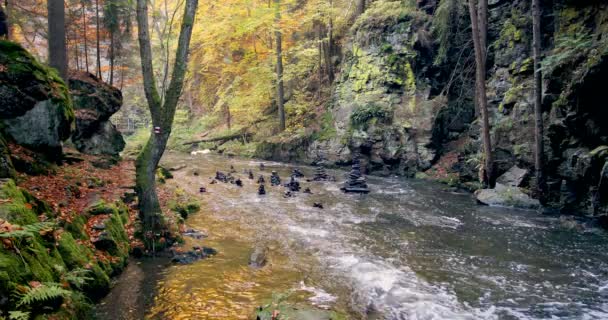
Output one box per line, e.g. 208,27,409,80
356,0,365,16
48,0,68,80
274,0,285,131
135,0,198,242
532,0,544,196
109,31,114,85
478,0,487,62
326,0,334,83
4,0,11,39
468,0,493,186
95,0,102,80
82,1,89,73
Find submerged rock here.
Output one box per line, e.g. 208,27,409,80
475,184,540,210
171,246,217,264
249,246,268,268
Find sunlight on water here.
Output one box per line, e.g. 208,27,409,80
141,153,608,320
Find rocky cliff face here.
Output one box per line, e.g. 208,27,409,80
305,0,608,215
308,1,474,176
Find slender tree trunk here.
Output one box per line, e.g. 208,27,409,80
95,0,102,80
274,0,285,131
82,2,89,73
468,0,493,186
478,0,487,62
109,31,114,85
326,0,334,83
356,0,365,16
48,0,68,80
4,0,11,39
135,0,198,241
532,0,544,197
316,22,323,99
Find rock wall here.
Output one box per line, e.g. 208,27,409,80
307,1,473,176
303,0,608,215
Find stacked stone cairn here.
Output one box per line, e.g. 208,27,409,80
341,155,370,193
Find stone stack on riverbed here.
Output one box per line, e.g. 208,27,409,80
313,165,332,181
341,155,370,193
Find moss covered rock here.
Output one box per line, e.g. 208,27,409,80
69,71,125,156
0,182,131,318
0,41,74,158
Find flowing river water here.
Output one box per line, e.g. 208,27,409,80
97,152,608,319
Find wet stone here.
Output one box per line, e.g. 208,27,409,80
171,246,217,265
235,178,243,187
341,155,370,194
313,202,324,209
270,171,281,186
292,168,304,178
313,165,333,181
257,175,265,184
258,184,266,195
303,187,312,194
285,175,301,192
215,171,228,183
248,170,254,179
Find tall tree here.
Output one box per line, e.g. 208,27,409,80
135,0,198,238
48,0,68,80
274,0,285,131
95,0,102,80
532,0,544,196
82,0,90,73
468,0,493,186
356,0,365,16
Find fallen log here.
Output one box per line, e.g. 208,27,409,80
182,132,253,146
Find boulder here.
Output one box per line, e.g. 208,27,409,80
496,166,528,187
475,183,541,209
73,121,125,156
0,41,74,157
69,71,125,156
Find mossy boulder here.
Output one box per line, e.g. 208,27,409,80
0,41,74,158
0,134,15,179
69,71,125,156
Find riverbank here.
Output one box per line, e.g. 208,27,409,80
0,147,137,319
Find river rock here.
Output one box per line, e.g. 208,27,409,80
475,183,541,209
248,246,268,268
496,166,528,187
69,71,125,156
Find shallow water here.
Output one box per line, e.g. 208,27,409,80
104,153,608,319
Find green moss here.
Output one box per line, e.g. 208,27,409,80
57,233,92,269
0,41,75,139
87,200,118,216
170,201,201,219
0,180,40,225
64,215,88,240
350,104,392,128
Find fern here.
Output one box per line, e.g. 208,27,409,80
0,222,55,239
8,311,30,320
16,283,72,307
541,34,594,72
63,268,93,289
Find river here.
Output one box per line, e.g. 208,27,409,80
97,152,608,319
